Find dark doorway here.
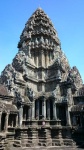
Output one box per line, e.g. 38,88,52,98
75,115,81,126
50,100,53,120
1,113,6,131
35,99,42,119
23,105,28,120
8,114,16,127
39,100,42,119
57,105,66,125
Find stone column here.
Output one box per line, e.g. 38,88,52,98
66,106,71,126
16,114,18,127
5,113,9,131
42,98,46,119
36,100,39,120
19,106,23,127
28,106,32,120
24,109,26,120
36,50,38,67
45,51,47,67
41,50,45,92
38,51,41,67
0,112,2,131
32,102,35,120
41,50,45,67
47,100,50,120
53,100,57,120
46,51,49,67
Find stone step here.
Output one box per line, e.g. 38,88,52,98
63,139,76,146
28,140,32,143
52,139,63,146
13,143,21,147
16,137,21,140
38,141,52,147
0,148,4,150
13,140,21,147
21,137,28,139
21,139,28,143
26,143,32,147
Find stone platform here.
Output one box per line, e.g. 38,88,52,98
8,146,83,150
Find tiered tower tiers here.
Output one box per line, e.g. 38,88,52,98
0,8,84,149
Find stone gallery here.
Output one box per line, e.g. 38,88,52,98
0,8,84,149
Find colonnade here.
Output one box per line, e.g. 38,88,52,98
18,97,71,127
34,98,71,126
19,98,57,122
0,102,71,132
0,102,71,131
35,98,57,120
0,112,18,132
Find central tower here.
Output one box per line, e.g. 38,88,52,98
17,8,62,92
0,8,83,148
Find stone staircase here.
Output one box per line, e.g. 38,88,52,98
0,134,8,150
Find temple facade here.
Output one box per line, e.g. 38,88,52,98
0,8,84,149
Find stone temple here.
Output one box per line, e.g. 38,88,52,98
0,8,84,149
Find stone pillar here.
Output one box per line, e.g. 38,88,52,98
24,109,26,120
41,50,45,67
46,51,49,67
41,50,45,91
45,51,47,67
5,113,9,131
19,106,23,127
36,100,39,120
28,106,32,120
66,106,71,126
0,112,2,131
34,50,38,66
53,100,57,120
42,98,46,119
38,51,41,67
36,50,38,67
32,102,35,120
16,114,18,127
47,100,50,120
